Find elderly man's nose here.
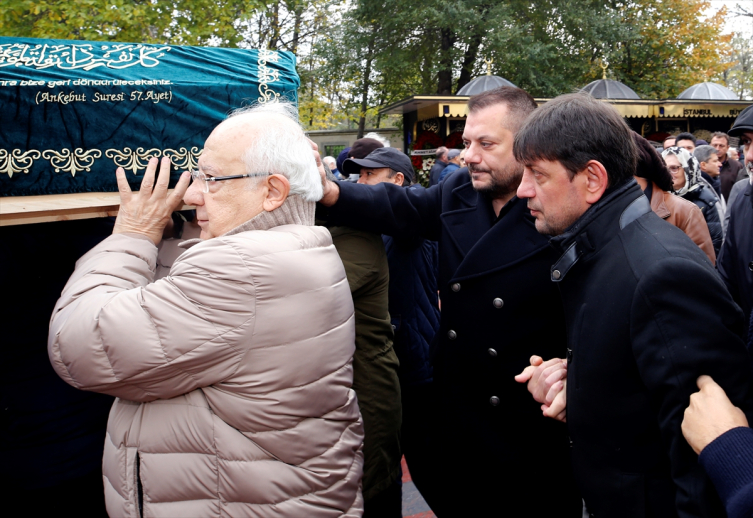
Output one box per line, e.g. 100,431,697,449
184,179,204,205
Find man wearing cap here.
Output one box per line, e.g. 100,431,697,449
438,149,462,183
317,86,581,516
319,139,403,517
341,148,441,503
344,138,384,182
717,105,753,338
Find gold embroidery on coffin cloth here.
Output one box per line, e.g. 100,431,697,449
0,147,203,178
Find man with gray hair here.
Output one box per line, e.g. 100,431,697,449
438,148,462,183
48,102,364,517
428,146,448,186
323,155,341,179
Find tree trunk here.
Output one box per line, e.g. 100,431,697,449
456,33,483,93
437,28,455,95
357,32,376,139
292,6,302,55
269,1,280,49
357,57,373,139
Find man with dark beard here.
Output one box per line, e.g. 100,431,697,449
315,87,581,516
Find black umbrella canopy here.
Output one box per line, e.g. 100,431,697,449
457,75,517,96
580,79,640,99
677,82,738,100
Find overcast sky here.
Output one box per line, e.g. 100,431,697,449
707,0,752,36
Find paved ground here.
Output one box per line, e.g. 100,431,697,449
400,456,588,518
401,457,435,518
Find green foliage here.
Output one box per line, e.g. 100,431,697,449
0,0,740,133
600,0,734,99
0,0,266,45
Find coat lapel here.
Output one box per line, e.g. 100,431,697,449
452,197,551,281
440,181,492,257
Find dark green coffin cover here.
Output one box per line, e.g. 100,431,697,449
0,37,299,196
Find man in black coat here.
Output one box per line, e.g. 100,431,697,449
718,107,753,338
515,93,753,517
428,146,448,186
317,87,581,516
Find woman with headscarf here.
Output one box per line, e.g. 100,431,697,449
662,146,724,256
632,133,716,265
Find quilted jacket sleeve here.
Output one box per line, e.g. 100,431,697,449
48,233,254,402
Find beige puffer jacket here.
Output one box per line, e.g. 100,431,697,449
48,196,364,517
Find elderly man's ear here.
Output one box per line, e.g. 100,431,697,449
262,174,291,212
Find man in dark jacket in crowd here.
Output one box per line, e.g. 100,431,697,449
319,139,402,517
515,93,753,517
711,131,746,201
438,148,462,183
428,146,448,186
717,105,753,339
317,86,581,516
341,147,441,500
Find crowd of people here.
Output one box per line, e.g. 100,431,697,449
1,88,752,518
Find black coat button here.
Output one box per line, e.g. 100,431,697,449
447,330,457,340
489,396,500,406
567,348,573,363
451,283,461,292
488,348,497,357
748,261,753,272
493,298,504,308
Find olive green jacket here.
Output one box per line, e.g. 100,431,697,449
328,225,402,502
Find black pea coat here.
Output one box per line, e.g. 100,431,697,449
327,170,582,517
717,180,753,337
549,180,753,518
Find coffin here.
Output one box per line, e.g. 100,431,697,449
0,37,299,224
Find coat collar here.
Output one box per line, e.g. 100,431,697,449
634,177,669,219
549,180,650,282
442,180,551,281
179,194,314,249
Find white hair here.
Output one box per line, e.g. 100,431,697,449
363,132,390,147
227,102,323,202
322,156,336,167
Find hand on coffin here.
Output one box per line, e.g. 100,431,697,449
113,157,191,245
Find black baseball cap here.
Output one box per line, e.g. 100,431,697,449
342,147,414,184
729,105,753,137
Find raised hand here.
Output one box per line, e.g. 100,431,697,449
113,156,191,245
308,138,340,206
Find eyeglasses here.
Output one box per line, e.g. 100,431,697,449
667,165,684,173
190,170,272,193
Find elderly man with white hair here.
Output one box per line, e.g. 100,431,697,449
48,102,364,517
